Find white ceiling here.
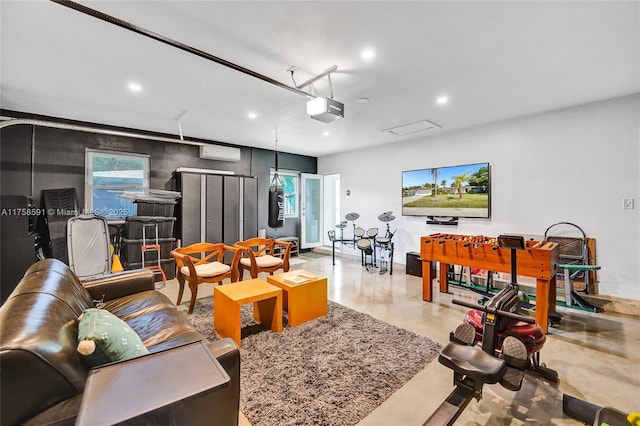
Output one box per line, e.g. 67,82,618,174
1,1,638,157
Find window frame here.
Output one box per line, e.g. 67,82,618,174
270,169,299,218
85,148,150,219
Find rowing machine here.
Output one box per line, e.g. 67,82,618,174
423,296,533,425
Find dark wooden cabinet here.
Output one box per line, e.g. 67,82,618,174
173,170,257,247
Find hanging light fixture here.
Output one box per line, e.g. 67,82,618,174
268,131,285,229
297,66,345,123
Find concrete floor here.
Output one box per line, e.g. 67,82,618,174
160,251,639,425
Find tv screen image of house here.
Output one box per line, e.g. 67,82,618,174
402,162,490,218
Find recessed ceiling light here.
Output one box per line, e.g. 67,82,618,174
361,49,375,60
357,97,370,103
323,131,330,136
127,82,143,93
436,95,449,105
248,112,257,119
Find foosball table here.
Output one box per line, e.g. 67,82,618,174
420,233,559,333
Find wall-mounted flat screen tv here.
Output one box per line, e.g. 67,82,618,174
402,162,490,219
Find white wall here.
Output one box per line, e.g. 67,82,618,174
318,94,640,300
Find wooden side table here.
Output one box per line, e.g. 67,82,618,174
214,279,282,347
267,270,328,326
77,341,230,426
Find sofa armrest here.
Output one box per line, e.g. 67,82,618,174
77,341,230,425
203,338,240,426
22,395,82,426
82,269,155,302
25,340,240,426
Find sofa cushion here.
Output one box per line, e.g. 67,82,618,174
240,254,282,268
77,308,149,367
102,290,202,351
181,261,230,278
8,259,94,317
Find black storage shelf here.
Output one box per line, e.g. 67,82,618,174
134,199,176,217
123,192,179,283
125,216,176,239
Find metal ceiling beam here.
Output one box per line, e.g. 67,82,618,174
50,0,315,99
296,65,339,90
0,118,205,147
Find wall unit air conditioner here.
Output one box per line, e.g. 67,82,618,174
199,144,241,162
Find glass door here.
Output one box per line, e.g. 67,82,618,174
323,174,340,246
300,173,323,249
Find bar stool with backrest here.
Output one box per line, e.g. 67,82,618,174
171,242,241,314
234,238,292,280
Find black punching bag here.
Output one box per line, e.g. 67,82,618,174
268,174,284,228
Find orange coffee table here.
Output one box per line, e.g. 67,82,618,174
213,278,282,347
266,270,328,326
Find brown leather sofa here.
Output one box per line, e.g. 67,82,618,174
0,258,240,426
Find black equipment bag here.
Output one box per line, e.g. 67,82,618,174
268,182,284,229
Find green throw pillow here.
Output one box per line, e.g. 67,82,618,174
77,308,149,367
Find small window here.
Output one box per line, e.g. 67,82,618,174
85,149,150,218
270,169,299,218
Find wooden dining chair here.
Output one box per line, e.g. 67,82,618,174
170,242,241,314
234,238,292,279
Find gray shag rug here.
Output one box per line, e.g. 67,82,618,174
187,301,441,426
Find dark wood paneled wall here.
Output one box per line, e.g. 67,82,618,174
0,110,317,240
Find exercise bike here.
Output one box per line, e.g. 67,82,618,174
424,235,558,425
